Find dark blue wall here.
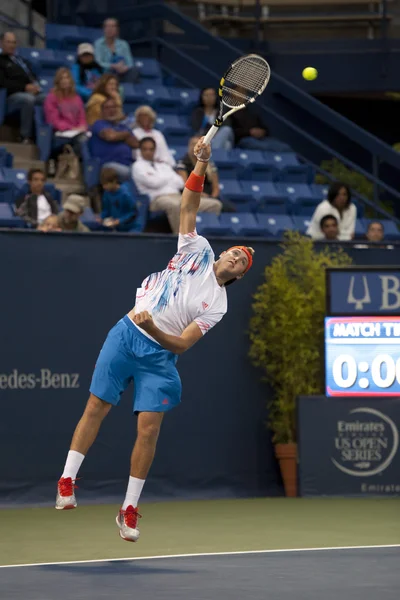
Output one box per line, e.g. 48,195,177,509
1,231,399,506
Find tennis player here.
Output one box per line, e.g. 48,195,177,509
56,137,254,542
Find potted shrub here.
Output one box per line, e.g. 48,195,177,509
249,231,351,496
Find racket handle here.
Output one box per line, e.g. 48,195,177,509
203,125,219,146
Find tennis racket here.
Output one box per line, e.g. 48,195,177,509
202,54,271,146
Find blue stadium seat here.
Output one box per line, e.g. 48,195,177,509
0,203,25,228
311,183,329,200
220,213,268,237
34,106,53,162
0,187,15,204
240,181,288,203
195,213,231,236
295,197,321,216
165,130,191,146
355,219,366,237
134,58,162,81
277,184,315,208
218,180,248,203
18,48,74,77
230,149,265,168
81,207,99,231
211,149,237,179
264,152,300,169
239,164,277,182
81,138,101,189
364,218,400,240
0,148,13,168
37,76,54,95
122,84,183,114
155,115,183,130
278,165,313,184
169,88,199,114
46,24,101,50
2,168,27,187
133,194,150,232
256,198,288,215
353,199,364,219
292,216,312,235
169,145,187,162
256,214,295,238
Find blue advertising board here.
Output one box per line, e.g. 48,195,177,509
327,268,400,315
298,396,400,496
325,317,400,396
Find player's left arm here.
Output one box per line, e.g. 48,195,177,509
179,137,210,235
133,312,203,354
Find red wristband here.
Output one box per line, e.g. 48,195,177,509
185,172,205,193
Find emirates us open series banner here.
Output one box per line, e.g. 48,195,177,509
298,396,400,496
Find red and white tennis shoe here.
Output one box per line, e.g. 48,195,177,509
116,505,141,542
55,477,77,510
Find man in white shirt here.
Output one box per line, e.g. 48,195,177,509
15,168,58,227
132,136,222,233
55,137,254,544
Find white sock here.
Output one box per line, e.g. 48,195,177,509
122,476,145,510
61,450,85,480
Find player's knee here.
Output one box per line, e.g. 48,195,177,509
137,420,161,443
85,394,112,419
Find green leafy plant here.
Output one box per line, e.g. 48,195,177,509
249,231,352,444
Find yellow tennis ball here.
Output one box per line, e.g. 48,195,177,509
302,67,318,81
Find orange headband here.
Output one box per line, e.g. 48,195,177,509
227,246,253,273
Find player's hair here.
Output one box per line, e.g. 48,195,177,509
225,246,255,286
320,214,338,229
27,168,45,181
139,136,156,149
367,220,384,232
100,167,119,185
328,181,351,207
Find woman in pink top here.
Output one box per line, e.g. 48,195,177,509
44,67,87,159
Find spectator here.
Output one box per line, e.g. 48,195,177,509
230,105,290,152
44,67,87,156
58,194,90,232
176,135,219,198
100,168,139,232
132,137,222,234
131,105,175,166
0,31,45,143
94,18,138,84
72,43,103,102
366,221,385,243
306,182,356,241
37,214,62,232
320,215,339,241
90,97,138,181
191,87,234,150
15,168,58,227
86,74,123,126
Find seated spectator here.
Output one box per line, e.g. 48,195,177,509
37,214,62,232
306,182,356,241
44,67,87,159
177,135,219,197
90,97,138,181
131,105,175,166
366,221,385,243
320,215,339,241
15,168,58,227
0,31,45,143
58,194,90,232
100,168,139,232
132,137,222,234
72,43,103,102
230,105,290,152
94,18,138,84
191,87,234,150
86,74,123,126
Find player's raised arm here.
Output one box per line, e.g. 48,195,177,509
179,137,211,235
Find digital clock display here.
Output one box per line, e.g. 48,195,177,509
325,317,400,396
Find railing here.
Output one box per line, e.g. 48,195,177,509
0,0,44,46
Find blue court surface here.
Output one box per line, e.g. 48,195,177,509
1,546,399,599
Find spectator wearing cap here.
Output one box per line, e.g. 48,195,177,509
86,73,123,126
131,105,175,167
15,168,58,227
72,43,103,102
0,31,46,143
90,97,138,181
94,18,138,84
58,195,90,232
100,167,139,232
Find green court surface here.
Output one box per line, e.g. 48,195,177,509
0,497,399,566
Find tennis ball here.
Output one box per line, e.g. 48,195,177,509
302,67,318,81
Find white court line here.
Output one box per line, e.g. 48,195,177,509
1,544,399,569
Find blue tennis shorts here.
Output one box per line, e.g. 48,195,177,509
90,315,182,413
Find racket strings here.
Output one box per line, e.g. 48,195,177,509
222,56,270,108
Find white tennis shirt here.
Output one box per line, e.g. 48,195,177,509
134,231,227,338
